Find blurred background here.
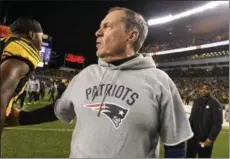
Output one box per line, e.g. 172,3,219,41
0,1,229,158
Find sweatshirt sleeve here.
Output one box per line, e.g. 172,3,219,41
159,76,193,146
54,75,77,123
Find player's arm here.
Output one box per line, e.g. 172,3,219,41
18,103,58,125
11,98,72,126
8,75,78,126
0,59,30,137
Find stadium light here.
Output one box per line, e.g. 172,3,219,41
43,34,48,40
38,62,44,67
147,40,229,56
148,1,229,26
148,15,172,25
218,1,229,5
200,40,229,49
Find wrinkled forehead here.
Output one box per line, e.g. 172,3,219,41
100,10,126,27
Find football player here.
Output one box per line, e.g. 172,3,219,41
0,17,43,138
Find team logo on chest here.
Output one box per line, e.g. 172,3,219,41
84,103,129,129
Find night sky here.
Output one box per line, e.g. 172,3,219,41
1,1,210,68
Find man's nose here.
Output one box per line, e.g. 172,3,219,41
95,28,103,37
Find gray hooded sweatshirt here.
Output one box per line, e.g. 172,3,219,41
54,54,193,158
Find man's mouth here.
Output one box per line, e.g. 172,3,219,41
96,42,101,48
96,44,101,48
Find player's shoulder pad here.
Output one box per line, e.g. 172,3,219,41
2,36,41,69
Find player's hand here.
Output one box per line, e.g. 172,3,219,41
199,139,213,148
5,108,20,127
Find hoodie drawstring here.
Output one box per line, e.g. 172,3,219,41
92,67,108,101
97,68,121,117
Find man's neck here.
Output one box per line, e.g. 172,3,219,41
201,95,210,100
101,50,136,63
12,34,30,42
110,54,138,66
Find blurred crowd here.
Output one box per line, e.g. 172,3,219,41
15,66,229,108
141,28,229,53
165,67,228,78
140,27,229,105
35,68,78,80
154,50,229,63
164,68,229,104
16,75,70,108
172,77,229,105
18,61,228,107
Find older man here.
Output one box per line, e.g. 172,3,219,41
7,7,193,158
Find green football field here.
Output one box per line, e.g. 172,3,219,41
2,99,229,158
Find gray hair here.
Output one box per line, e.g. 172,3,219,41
108,7,148,53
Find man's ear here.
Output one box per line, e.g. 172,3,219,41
28,30,34,39
127,30,139,44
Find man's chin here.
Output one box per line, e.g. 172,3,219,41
36,47,42,51
201,94,209,97
96,51,107,58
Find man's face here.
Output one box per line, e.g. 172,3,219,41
199,85,211,97
31,32,43,51
95,10,129,59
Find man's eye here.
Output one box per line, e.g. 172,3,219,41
104,24,111,28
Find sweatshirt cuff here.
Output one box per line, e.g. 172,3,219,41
164,142,185,158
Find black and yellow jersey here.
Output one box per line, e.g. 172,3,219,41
0,36,41,116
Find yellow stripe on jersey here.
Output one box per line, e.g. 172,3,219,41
5,83,27,116
2,39,40,68
16,40,40,61
6,97,16,117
